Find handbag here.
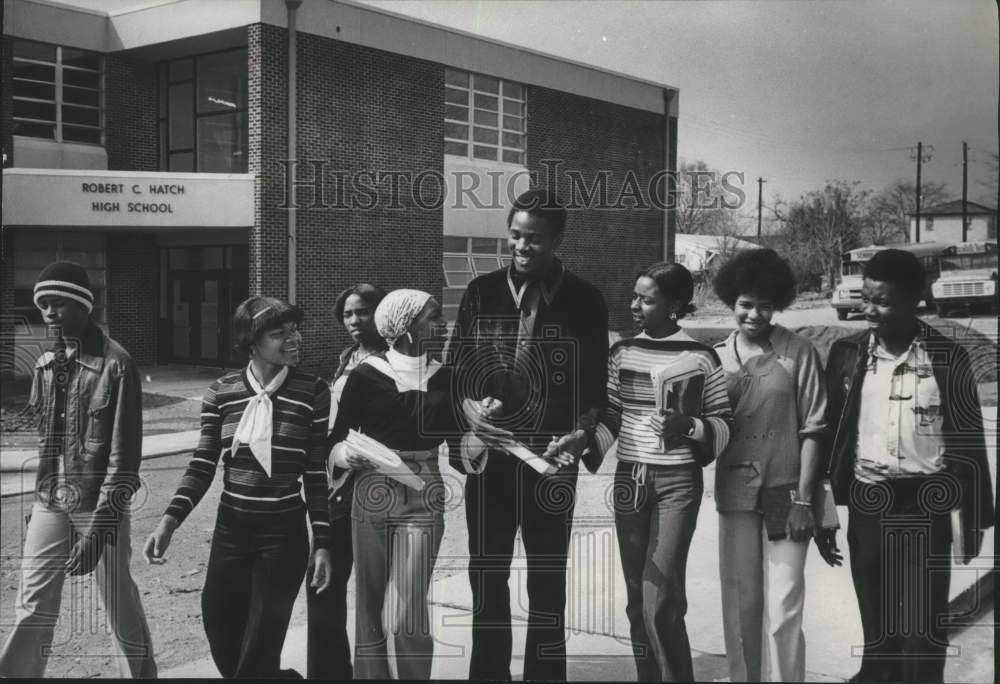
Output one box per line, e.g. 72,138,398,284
758,479,840,541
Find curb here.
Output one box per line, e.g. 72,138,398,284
944,569,995,629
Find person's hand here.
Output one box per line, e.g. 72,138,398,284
786,503,815,542
66,532,105,576
346,450,377,472
814,528,843,567
143,515,178,565
462,397,512,446
542,430,588,469
647,409,695,442
310,548,332,594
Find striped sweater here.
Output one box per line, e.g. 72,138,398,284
164,367,332,549
594,331,733,466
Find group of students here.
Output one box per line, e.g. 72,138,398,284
0,188,992,683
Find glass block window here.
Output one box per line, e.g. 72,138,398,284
444,69,525,165
13,40,103,144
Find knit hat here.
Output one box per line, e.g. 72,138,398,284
33,261,94,313
374,289,432,347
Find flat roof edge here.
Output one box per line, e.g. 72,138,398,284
325,0,677,94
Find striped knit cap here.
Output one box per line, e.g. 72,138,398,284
33,261,94,313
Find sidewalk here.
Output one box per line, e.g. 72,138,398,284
0,430,200,496
161,431,996,681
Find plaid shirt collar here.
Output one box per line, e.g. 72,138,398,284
865,321,934,375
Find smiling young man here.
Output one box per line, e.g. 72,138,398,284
823,249,994,684
0,261,157,678
450,188,609,681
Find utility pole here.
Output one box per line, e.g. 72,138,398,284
961,141,968,242
911,142,933,242
757,177,765,240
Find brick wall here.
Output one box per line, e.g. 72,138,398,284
526,87,666,332
1,36,13,168
105,55,158,171
248,23,289,303
0,229,15,379
107,234,158,365
252,26,445,377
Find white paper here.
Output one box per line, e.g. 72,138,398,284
497,438,557,475
344,429,426,491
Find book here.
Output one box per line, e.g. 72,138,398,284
344,429,426,491
650,352,706,416
649,353,706,450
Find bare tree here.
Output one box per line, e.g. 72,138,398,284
865,179,948,245
977,152,998,207
773,180,871,290
675,159,746,235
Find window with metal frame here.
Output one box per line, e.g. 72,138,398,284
13,40,103,144
442,236,507,321
158,48,248,173
444,69,526,165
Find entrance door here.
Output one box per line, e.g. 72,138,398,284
170,274,225,364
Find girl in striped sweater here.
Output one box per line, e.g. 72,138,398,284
592,263,732,681
144,296,332,678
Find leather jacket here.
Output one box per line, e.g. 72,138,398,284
449,261,609,456
30,323,142,532
824,322,994,537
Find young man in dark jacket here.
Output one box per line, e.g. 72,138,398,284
450,189,609,681
822,249,994,684
0,261,156,678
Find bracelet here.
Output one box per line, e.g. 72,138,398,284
792,499,813,507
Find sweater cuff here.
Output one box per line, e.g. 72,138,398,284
591,422,616,460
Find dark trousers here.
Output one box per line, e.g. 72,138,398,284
847,478,953,684
614,462,702,682
465,453,578,681
306,514,354,679
201,507,309,678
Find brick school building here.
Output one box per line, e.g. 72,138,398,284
2,0,678,377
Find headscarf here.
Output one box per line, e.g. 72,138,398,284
374,289,432,348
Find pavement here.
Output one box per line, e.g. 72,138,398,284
157,433,996,681
1,354,995,681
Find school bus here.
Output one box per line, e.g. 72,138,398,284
931,240,998,316
831,242,950,320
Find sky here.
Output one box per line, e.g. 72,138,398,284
55,0,1000,223
356,0,998,223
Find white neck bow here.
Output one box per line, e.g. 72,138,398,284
233,364,289,477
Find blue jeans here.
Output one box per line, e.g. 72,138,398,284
614,461,703,682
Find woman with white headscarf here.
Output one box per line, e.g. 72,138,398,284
328,289,486,680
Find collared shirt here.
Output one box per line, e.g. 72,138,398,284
506,260,565,366
855,333,945,481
